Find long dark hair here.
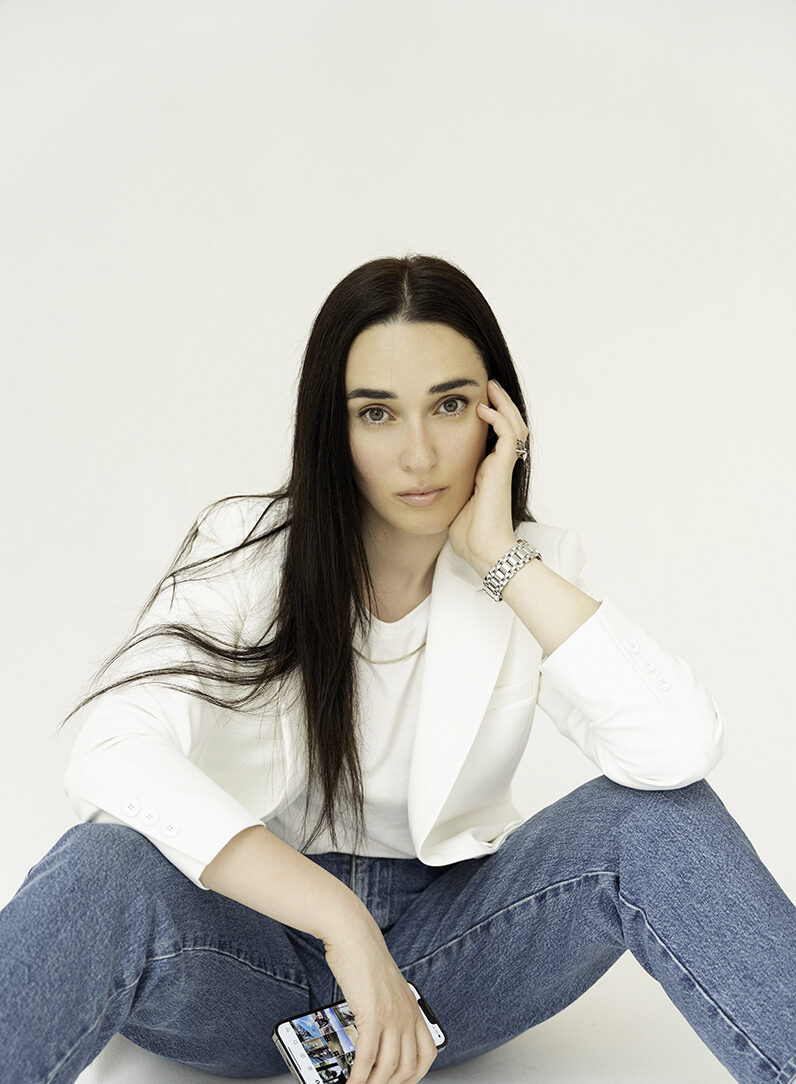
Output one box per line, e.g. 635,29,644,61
57,253,537,854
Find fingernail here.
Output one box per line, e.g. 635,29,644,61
491,378,501,388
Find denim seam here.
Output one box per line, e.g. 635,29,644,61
403,869,617,967
775,1053,796,1084
402,869,783,1080
617,885,782,1078
46,977,142,1084
44,947,308,1084
146,944,309,991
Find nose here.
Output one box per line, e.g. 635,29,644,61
399,418,438,473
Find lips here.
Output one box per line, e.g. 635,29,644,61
396,487,447,507
398,488,444,496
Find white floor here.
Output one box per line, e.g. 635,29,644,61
76,954,733,1083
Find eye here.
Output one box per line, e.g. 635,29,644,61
357,396,470,427
359,406,389,425
439,395,469,415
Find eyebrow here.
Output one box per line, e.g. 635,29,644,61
346,377,480,401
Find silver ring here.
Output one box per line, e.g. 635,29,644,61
515,438,528,461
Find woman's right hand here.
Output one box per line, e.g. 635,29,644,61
323,908,439,1083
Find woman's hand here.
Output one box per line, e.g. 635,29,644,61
447,378,529,576
323,911,438,1083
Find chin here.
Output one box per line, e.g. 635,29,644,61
392,512,449,535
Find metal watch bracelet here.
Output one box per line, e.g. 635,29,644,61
481,539,542,603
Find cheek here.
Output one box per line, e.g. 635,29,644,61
457,419,488,463
347,434,368,486
349,433,385,487
449,429,487,488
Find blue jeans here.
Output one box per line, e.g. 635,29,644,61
1,776,795,1083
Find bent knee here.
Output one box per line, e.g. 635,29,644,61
44,821,174,891
608,776,730,844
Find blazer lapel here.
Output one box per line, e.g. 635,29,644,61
407,535,517,850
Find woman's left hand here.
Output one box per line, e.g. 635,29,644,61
447,378,529,577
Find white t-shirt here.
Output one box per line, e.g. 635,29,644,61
265,594,432,857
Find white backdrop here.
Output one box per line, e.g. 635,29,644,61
1,0,794,1074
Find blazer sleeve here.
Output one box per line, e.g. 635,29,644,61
535,529,728,789
63,499,268,890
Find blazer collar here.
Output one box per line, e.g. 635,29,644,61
406,533,518,848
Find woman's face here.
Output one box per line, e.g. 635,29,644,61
345,320,490,544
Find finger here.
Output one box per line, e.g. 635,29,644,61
476,402,522,457
371,1028,400,1083
414,1013,438,1078
347,1028,378,1084
487,379,529,438
397,1024,420,1082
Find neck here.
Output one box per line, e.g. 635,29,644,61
361,519,448,598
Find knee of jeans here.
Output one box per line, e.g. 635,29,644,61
612,777,727,839
47,822,169,895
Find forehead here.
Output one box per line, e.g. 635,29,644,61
345,321,486,384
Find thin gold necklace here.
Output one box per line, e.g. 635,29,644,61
352,640,427,665
353,587,430,664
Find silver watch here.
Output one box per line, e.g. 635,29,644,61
481,539,542,603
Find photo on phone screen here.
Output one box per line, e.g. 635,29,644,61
272,981,446,1083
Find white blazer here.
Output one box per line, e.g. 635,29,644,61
64,497,727,890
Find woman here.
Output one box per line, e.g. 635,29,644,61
1,255,794,1084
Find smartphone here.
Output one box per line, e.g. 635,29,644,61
272,980,447,1083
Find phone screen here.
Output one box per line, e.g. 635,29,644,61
272,981,446,1083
